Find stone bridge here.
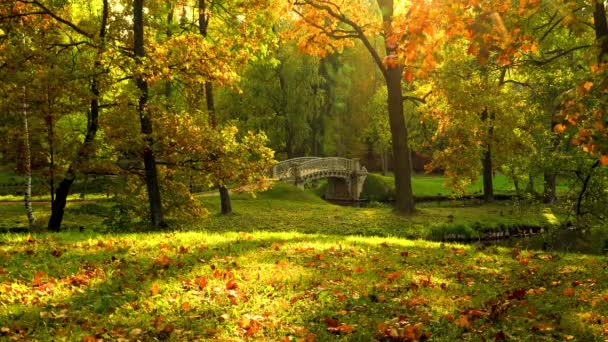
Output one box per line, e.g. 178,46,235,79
271,157,368,201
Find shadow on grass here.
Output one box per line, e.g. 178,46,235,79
1,232,606,340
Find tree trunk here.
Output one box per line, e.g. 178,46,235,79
80,174,88,199
48,170,74,232
384,66,415,213
576,160,600,216
480,108,494,202
134,0,165,228
526,173,537,197
374,0,414,214
219,185,232,215
48,0,109,232
543,173,557,204
198,1,231,214
381,149,388,176
481,148,494,202
593,1,608,62
22,85,35,232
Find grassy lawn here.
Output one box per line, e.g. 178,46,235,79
1,183,606,340
357,173,571,201
1,231,607,340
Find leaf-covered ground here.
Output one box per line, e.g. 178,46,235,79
1,231,607,341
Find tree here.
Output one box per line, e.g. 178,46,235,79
288,0,491,213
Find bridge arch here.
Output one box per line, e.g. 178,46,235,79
271,157,368,201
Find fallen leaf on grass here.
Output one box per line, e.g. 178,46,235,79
493,330,507,340
507,289,527,300
194,276,207,290
151,282,160,296
563,287,575,296
324,317,354,335
518,258,530,265
456,315,471,329
226,280,238,290
531,323,554,331
154,254,173,268
180,302,191,312
130,328,142,336
387,272,400,280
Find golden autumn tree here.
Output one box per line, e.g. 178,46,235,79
288,0,480,213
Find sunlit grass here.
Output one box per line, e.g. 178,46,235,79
0,231,606,340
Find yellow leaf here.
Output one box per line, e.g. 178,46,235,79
151,282,160,296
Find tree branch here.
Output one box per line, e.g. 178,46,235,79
18,0,93,39
403,90,432,104
294,0,387,76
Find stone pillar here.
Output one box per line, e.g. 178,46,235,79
293,163,304,189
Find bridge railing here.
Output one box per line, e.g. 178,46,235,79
297,157,356,178
271,157,320,179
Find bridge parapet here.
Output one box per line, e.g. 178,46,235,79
272,157,368,201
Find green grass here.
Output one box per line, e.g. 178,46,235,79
0,230,606,340
353,173,570,201
193,184,564,241
1,183,606,340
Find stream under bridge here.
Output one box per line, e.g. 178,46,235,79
270,157,368,201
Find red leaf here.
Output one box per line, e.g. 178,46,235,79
154,254,173,268
353,267,364,273
387,272,400,280
194,276,207,290
508,289,526,300
456,315,471,329
226,280,238,290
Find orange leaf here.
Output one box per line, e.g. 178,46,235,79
563,287,575,296
467,43,479,56
519,258,530,265
600,155,608,166
180,302,191,312
154,254,173,268
554,123,567,133
404,69,414,82
456,315,471,329
387,272,401,280
151,282,160,296
195,276,208,290
226,280,238,290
